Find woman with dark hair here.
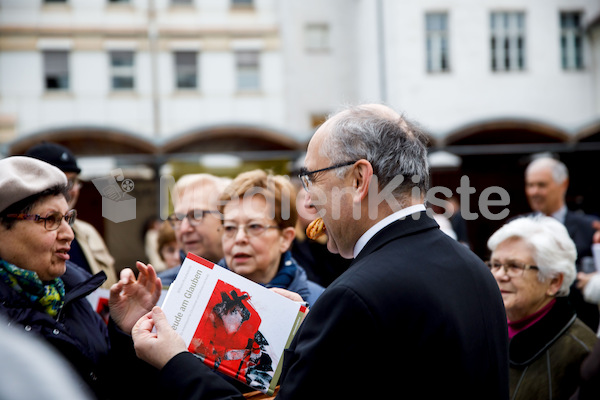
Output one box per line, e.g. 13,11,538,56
0,156,162,399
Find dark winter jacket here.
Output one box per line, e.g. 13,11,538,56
0,261,153,399
153,212,510,400
509,298,597,400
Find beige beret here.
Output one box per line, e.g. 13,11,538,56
0,156,68,213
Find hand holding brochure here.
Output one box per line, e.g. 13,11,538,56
161,253,307,395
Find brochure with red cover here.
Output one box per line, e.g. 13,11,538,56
161,252,307,395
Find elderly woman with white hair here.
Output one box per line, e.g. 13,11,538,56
487,215,597,400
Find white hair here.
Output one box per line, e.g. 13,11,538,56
174,173,232,207
525,157,569,185
175,173,231,193
487,215,577,296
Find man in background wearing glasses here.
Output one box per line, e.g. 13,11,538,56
24,142,117,289
158,174,231,287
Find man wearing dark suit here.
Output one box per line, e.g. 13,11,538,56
524,157,600,331
131,104,509,399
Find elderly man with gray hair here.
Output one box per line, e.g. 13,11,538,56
486,215,597,400
158,173,231,286
525,156,600,330
131,104,509,399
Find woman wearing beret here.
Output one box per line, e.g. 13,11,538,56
0,156,162,399
487,216,597,400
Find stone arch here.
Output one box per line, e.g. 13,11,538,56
8,126,157,156
161,124,303,155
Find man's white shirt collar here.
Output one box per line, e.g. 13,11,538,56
534,205,567,224
353,204,426,258
551,205,567,224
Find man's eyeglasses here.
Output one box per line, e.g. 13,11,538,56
485,260,539,278
298,160,358,191
167,209,220,228
220,223,279,239
6,210,77,231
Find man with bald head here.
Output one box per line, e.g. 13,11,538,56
131,104,509,399
524,157,600,330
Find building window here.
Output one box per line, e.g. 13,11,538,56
305,24,330,51
490,12,526,71
236,51,260,91
560,12,584,70
425,12,449,72
43,50,69,90
110,51,135,90
174,51,198,89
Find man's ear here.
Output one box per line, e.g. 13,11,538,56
560,177,569,195
352,160,374,204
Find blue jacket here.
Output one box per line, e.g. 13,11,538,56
157,249,186,286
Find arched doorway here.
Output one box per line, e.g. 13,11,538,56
161,124,304,179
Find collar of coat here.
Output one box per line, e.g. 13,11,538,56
509,297,576,366
352,211,438,265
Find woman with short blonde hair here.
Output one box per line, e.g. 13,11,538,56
217,169,322,306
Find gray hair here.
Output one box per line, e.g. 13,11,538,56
321,105,430,198
174,173,232,207
525,157,569,184
175,173,231,194
487,215,577,296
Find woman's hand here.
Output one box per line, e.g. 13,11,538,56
576,272,597,290
132,306,187,369
269,287,304,303
109,261,162,334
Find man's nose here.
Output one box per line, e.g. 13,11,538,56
302,189,312,210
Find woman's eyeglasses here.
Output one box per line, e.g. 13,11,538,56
220,223,279,239
6,210,77,231
485,260,539,277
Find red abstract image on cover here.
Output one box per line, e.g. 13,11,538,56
188,279,275,392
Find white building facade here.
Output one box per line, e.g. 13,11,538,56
1,0,599,264
0,0,291,145
0,0,598,148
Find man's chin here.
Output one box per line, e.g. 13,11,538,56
184,246,202,257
